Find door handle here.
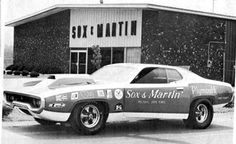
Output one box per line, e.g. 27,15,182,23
176,87,184,91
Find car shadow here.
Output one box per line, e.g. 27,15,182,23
2,118,233,144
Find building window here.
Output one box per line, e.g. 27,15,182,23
112,47,124,63
101,48,111,67
87,47,124,74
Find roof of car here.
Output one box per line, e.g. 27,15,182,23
107,63,185,70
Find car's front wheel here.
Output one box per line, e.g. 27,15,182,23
183,99,213,129
69,102,107,135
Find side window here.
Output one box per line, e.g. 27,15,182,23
132,68,167,84
166,68,183,82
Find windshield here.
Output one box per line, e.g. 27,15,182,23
91,65,138,83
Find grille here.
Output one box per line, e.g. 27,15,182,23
4,92,41,108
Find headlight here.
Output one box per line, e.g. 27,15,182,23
32,99,41,108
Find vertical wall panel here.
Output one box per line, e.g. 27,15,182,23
126,47,141,63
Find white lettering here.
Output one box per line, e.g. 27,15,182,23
191,85,217,96
126,89,181,99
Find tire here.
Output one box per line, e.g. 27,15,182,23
34,118,57,125
183,99,213,129
69,102,107,135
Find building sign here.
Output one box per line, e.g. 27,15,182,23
70,9,142,47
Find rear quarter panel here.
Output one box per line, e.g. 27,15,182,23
189,83,233,105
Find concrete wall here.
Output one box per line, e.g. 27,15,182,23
14,10,70,73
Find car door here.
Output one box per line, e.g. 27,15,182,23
124,67,190,113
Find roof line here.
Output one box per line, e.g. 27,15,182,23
147,3,236,20
5,4,66,26
6,3,236,26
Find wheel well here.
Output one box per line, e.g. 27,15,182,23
191,97,214,106
70,101,110,114
98,101,110,114
190,97,214,110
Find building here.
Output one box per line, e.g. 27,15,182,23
6,4,236,85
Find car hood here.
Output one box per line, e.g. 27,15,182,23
4,74,100,97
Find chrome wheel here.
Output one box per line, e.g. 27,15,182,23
195,104,208,123
184,99,213,129
80,104,101,128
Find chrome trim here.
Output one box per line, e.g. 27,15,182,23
30,110,71,122
123,112,189,119
12,98,45,113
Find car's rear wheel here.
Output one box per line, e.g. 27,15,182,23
70,102,107,135
183,99,213,129
34,118,57,125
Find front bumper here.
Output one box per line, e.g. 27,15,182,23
27,109,71,122
3,91,45,114
4,91,71,122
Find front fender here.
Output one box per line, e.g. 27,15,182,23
44,88,125,113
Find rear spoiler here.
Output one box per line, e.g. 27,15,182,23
178,66,190,70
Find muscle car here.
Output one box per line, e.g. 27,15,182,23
3,63,234,135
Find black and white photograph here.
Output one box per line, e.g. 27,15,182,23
1,0,235,144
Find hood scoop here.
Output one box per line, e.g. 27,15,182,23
48,76,95,89
23,80,42,87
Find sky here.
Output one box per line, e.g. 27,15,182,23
2,0,236,47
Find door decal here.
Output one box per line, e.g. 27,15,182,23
126,89,182,99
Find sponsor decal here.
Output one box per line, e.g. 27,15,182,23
126,89,182,99
106,90,113,99
80,91,96,98
71,91,96,99
49,103,66,108
56,95,68,101
97,90,105,97
191,86,217,96
71,92,79,100
114,89,123,100
114,103,123,111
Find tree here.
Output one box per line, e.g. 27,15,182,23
91,45,102,70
